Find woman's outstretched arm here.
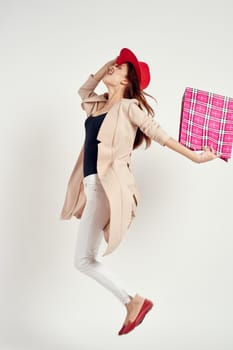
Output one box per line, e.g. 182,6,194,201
164,137,218,163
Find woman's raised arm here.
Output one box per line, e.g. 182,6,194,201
77,59,117,101
93,58,117,82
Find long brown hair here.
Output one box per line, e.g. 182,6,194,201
123,62,156,150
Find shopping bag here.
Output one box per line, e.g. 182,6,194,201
179,87,233,161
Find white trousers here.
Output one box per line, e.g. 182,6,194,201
73,174,135,305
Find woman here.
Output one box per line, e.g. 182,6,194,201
60,48,217,335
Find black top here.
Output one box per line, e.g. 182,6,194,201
83,113,107,177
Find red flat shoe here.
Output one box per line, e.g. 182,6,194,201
120,299,153,335
118,324,126,335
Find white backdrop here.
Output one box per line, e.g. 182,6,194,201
1,0,233,349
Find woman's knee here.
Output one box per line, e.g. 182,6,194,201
74,255,92,273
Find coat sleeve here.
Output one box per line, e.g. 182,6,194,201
128,100,171,146
77,74,99,100
77,75,107,116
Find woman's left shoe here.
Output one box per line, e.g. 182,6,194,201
118,299,153,335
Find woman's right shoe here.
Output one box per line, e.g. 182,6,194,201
118,324,126,335
118,299,153,335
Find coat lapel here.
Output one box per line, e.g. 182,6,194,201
97,102,120,145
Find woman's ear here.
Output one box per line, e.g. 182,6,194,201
120,78,129,86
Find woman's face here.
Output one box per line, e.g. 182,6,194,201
103,63,128,88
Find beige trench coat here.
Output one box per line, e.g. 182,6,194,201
60,75,170,256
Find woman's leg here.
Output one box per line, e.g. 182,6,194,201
73,174,135,305
74,174,153,335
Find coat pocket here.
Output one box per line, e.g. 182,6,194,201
128,184,140,217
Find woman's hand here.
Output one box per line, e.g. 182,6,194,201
195,146,219,163
106,58,117,69
93,58,117,82
165,137,219,163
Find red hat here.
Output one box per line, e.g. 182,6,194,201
116,48,150,90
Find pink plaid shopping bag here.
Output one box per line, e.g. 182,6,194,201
179,87,233,161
